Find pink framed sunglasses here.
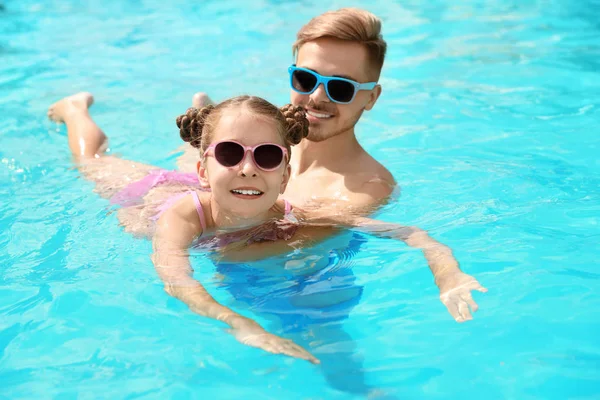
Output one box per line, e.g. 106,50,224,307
203,140,288,171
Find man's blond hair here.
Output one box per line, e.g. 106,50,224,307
292,8,387,79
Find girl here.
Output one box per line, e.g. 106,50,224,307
153,96,321,364
49,93,320,363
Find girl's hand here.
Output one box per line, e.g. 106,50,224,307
229,318,320,364
437,271,487,322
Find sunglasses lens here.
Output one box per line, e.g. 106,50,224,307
327,79,356,103
292,69,317,93
254,144,284,170
214,141,245,167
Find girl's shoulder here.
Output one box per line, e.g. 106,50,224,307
190,190,210,231
272,198,294,217
161,190,209,230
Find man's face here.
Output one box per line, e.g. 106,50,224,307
291,38,381,142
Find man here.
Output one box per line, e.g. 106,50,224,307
178,8,487,323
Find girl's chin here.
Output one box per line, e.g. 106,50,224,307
214,195,275,221
225,206,268,220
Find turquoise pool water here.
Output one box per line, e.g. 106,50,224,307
1,0,599,398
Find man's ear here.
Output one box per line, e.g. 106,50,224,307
365,85,382,111
280,164,292,194
197,161,210,189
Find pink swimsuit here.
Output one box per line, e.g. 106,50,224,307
110,169,201,207
110,169,297,247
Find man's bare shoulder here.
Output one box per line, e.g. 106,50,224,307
345,153,396,208
348,151,395,188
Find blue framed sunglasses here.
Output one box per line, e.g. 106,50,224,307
288,65,377,104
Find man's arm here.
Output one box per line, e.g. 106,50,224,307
357,219,487,322
299,211,487,322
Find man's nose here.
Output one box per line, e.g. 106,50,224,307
309,83,330,103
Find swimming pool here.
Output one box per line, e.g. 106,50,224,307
1,0,599,398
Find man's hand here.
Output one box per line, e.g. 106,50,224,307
437,271,487,322
229,317,320,364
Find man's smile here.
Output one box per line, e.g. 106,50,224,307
306,109,334,119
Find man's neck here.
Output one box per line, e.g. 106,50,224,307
291,128,362,174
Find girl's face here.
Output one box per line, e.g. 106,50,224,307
197,109,291,219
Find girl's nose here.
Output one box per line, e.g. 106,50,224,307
238,151,258,177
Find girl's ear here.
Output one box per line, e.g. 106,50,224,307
197,161,210,188
280,164,291,194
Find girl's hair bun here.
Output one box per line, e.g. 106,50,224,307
176,105,215,148
280,104,309,145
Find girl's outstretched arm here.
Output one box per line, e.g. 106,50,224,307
152,198,319,364
298,211,487,323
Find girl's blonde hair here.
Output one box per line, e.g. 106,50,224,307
176,96,308,158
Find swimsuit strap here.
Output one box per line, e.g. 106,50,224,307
190,191,207,233
284,199,292,216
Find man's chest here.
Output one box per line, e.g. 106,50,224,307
283,173,351,207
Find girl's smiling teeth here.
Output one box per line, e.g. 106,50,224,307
231,188,264,197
